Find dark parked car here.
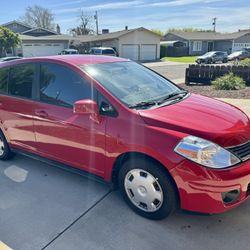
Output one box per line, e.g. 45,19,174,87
196,51,228,64
243,47,250,53
228,50,250,61
0,55,249,220
89,47,117,56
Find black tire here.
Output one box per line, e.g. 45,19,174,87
118,158,178,220
0,131,15,160
222,58,228,63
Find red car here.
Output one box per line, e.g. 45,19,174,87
0,55,249,220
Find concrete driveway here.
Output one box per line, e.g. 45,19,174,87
1,154,250,250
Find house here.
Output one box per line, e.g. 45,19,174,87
1,21,161,61
74,27,162,61
1,21,72,57
163,30,250,56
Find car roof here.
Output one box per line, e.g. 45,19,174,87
91,47,115,50
63,49,78,51
0,55,129,68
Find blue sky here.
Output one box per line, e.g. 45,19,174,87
0,0,249,33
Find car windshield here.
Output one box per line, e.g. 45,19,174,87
82,61,183,108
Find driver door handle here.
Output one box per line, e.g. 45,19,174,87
35,110,48,118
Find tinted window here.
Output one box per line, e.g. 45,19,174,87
9,64,34,98
0,67,9,94
40,63,92,107
102,49,115,55
94,49,102,54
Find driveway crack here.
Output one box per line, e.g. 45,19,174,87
41,189,113,250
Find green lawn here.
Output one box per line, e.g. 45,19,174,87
161,56,198,63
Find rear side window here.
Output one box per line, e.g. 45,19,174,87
9,64,35,98
94,49,101,54
0,67,9,94
102,49,115,54
40,63,93,107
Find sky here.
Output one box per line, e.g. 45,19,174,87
0,0,249,34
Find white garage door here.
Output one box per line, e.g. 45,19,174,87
141,45,157,61
121,45,139,61
22,43,65,57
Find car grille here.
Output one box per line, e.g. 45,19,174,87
228,141,250,162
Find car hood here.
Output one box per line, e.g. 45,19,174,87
139,94,250,147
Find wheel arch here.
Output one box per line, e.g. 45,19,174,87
111,151,179,201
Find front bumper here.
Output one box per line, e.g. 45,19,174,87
170,159,250,214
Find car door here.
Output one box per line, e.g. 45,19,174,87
33,62,107,177
0,63,37,152
213,52,220,62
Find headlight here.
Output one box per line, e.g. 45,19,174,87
174,136,240,169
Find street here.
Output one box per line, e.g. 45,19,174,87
143,61,188,83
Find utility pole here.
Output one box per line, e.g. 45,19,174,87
94,11,99,35
212,17,217,32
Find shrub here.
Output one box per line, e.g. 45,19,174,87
238,58,250,66
212,72,246,90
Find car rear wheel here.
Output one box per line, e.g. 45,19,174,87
118,158,178,220
207,59,212,64
0,131,15,160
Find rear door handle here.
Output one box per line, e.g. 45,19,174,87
35,110,48,118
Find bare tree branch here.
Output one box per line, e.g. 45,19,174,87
20,5,55,30
69,11,95,36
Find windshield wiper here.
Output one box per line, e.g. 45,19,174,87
128,90,188,109
157,90,188,105
128,100,157,109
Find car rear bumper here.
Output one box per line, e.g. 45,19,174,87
170,159,250,214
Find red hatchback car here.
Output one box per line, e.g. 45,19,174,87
0,55,249,219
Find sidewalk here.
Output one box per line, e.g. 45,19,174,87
218,98,250,116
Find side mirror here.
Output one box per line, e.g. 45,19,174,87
73,99,101,123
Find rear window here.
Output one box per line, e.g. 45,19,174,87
0,67,9,94
9,64,34,98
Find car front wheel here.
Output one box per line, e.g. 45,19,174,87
118,158,178,220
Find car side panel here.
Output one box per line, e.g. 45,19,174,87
0,95,36,152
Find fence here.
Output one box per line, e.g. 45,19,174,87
185,64,250,86
160,46,189,58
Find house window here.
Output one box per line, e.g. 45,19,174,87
193,41,202,51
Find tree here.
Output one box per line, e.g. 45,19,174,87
70,11,95,36
151,29,164,37
20,5,55,30
0,26,20,57
167,28,213,33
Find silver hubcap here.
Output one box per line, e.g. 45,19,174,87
124,169,163,212
0,138,4,156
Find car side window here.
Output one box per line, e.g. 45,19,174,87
0,67,9,94
9,64,34,98
39,63,93,107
